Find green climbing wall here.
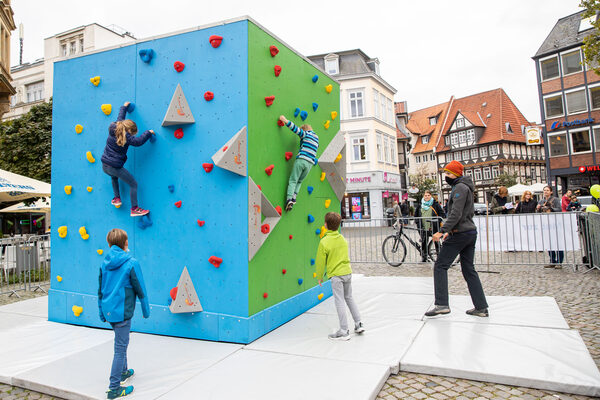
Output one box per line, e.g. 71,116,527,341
247,22,341,316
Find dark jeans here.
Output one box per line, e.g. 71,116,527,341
548,251,564,264
419,230,439,261
102,163,138,208
109,319,131,390
433,231,488,310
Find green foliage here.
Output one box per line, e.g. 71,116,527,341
580,0,600,74
0,100,52,183
409,174,438,203
495,172,517,188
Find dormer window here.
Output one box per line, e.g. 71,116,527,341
422,135,429,144
456,118,465,128
580,15,596,32
505,122,513,133
429,116,437,126
324,54,339,75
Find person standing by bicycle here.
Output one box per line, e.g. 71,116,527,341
414,190,445,262
424,160,489,318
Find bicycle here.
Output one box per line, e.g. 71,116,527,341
382,220,440,267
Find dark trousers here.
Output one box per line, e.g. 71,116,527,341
102,163,138,208
433,231,488,310
109,319,131,390
419,230,439,261
548,251,564,264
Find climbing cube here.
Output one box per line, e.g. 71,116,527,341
49,17,342,343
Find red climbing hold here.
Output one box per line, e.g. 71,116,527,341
289,234,293,240
204,91,214,101
263,292,268,299
174,128,184,139
261,223,270,234
173,61,185,72
285,152,293,161
170,287,178,300
175,200,182,208
209,256,223,268
282,269,287,274
265,164,274,176
277,119,285,127
275,206,282,215
222,146,228,152
264,96,275,107
274,65,282,77
209,35,223,48
269,45,279,57
197,220,205,227
203,163,214,173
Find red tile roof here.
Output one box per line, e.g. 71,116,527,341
406,100,452,154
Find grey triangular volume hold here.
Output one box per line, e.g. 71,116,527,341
248,177,281,261
211,126,247,176
162,84,196,127
169,266,203,314
318,130,347,201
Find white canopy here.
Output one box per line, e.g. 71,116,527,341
529,182,547,193
507,184,531,196
0,169,51,203
0,198,51,213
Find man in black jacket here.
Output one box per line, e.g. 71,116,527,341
425,161,489,318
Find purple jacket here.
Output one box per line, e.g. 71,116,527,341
101,106,152,168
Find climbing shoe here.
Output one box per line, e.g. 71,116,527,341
130,207,149,217
111,197,122,207
106,386,133,399
466,308,489,317
424,305,451,317
285,199,294,212
120,369,134,384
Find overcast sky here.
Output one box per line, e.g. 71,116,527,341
11,0,583,123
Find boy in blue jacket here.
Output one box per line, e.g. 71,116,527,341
98,228,150,399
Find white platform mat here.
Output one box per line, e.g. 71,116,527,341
0,295,49,318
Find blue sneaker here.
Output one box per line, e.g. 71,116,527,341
121,369,134,384
107,386,133,399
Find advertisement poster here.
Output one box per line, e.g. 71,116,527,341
351,196,362,212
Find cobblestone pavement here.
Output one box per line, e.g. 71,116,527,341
1,266,599,400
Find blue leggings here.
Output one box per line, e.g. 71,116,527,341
102,164,138,208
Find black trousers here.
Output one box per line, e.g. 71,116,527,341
419,230,440,261
433,231,488,310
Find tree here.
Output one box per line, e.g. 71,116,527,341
494,172,517,188
0,100,52,183
408,170,438,204
580,0,600,74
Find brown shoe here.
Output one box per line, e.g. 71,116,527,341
544,264,554,269
554,265,563,269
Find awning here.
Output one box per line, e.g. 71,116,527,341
0,169,51,203
0,198,51,213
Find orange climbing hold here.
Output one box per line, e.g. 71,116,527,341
170,287,178,300
331,111,338,120
175,200,182,208
264,96,275,107
285,152,293,161
318,293,324,301
265,164,274,176
209,35,223,48
269,45,279,57
209,256,223,268
203,163,214,173
325,84,333,93
275,206,282,215
261,223,270,234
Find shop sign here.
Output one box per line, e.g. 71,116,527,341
525,126,541,145
579,165,600,173
347,176,371,183
550,117,594,131
383,172,399,183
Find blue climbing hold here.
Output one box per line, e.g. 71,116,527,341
138,49,155,63
307,214,315,223
149,134,156,143
312,102,318,111
126,102,136,113
168,297,172,306
315,228,321,235
294,108,300,118
310,258,315,266
307,186,313,194
168,185,175,193
300,111,308,121
298,278,303,285
312,74,319,83
137,214,153,230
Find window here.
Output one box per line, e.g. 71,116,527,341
447,152,453,161
352,137,367,161
541,167,546,182
492,166,500,178
387,98,393,125
79,38,84,53
61,43,67,57
483,167,491,180
429,116,437,125
325,57,339,75
384,136,390,163
471,148,478,159
505,122,513,133
540,56,560,80
26,82,44,103
422,135,429,144
456,118,465,128
530,167,536,180
454,151,461,161
462,150,469,161
459,131,466,143
474,169,482,181
489,144,498,156
544,94,564,118
466,129,475,141
466,169,473,178
480,146,488,157
9,95,16,107
594,127,600,151
376,134,383,162
416,155,421,163
69,41,76,55
590,86,600,110
430,153,435,161
373,89,379,119
450,133,457,145
565,89,587,114
548,132,568,157
571,128,592,153
380,94,387,122
561,49,583,75
580,15,596,32
349,90,364,118
390,138,396,164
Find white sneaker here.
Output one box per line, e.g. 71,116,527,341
328,330,350,341
354,322,365,334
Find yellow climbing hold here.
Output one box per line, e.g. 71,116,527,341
320,226,327,238
320,172,326,182
101,104,112,115
313,272,317,278
75,124,83,134
318,293,324,301
324,120,330,130
86,151,95,163
331,111,338,120
64,185,72,195
97,249,103,255
56,275,63,282
72,305,83,317
325,84,332,93
90,76,100,86
334,153,342,163
58,226,68,238
87,186,93,192
325,199,331,208
79,226,89,240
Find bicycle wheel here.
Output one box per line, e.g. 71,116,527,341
427,240,440,262
382,234,407,267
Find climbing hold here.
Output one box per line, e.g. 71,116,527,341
318,293,324,301
316,228,321,235
170,287,178,301
168,185,175,193
257,185,262,191
58,226,67,238
307,186,313,194
261,224,270,234
173,61,185,72
325,199,331,208
87,186,93,192
126,102,135,113
263,292,268,299
222,146,228,152
325,84,333,93
75,124,83,134
162,84,195,126
114,202,121,209
274,65,282,77
79,226,89,240
324,120,330,129
320,172,326,181
277,119,285,127
175,200,182,208
56,275,62,282
298,278,303,285
202,163,214,173
313,272,317,278
334,153,342,163
265,96,275,107
285,151,293,161
197,220,205,227
64,185,72,195
208,256,223,268
137,214,153,230
282,269,286,274
72,305,83,317
101,104,112,115
289,234,293,240
209,35,223,48
320,227,327,238
174,128,184,139
97,249,103,255
275,206,282,216
138,49,155,63
170,267,203,313
204,91,214,101
331,111,338,120
312,102,318,111
265,164,274,176
308,214,315,223
300,111,308,121
90,76,100,86
310,258,315,266
294,108,300,118
312,74,319,83
149,134,156,143
86,151,95,163
269,45,279,57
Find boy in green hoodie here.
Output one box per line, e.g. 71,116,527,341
315,212,364,340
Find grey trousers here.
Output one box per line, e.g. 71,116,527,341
331,274,361,331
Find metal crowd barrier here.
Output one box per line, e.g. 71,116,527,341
0,234,51,296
